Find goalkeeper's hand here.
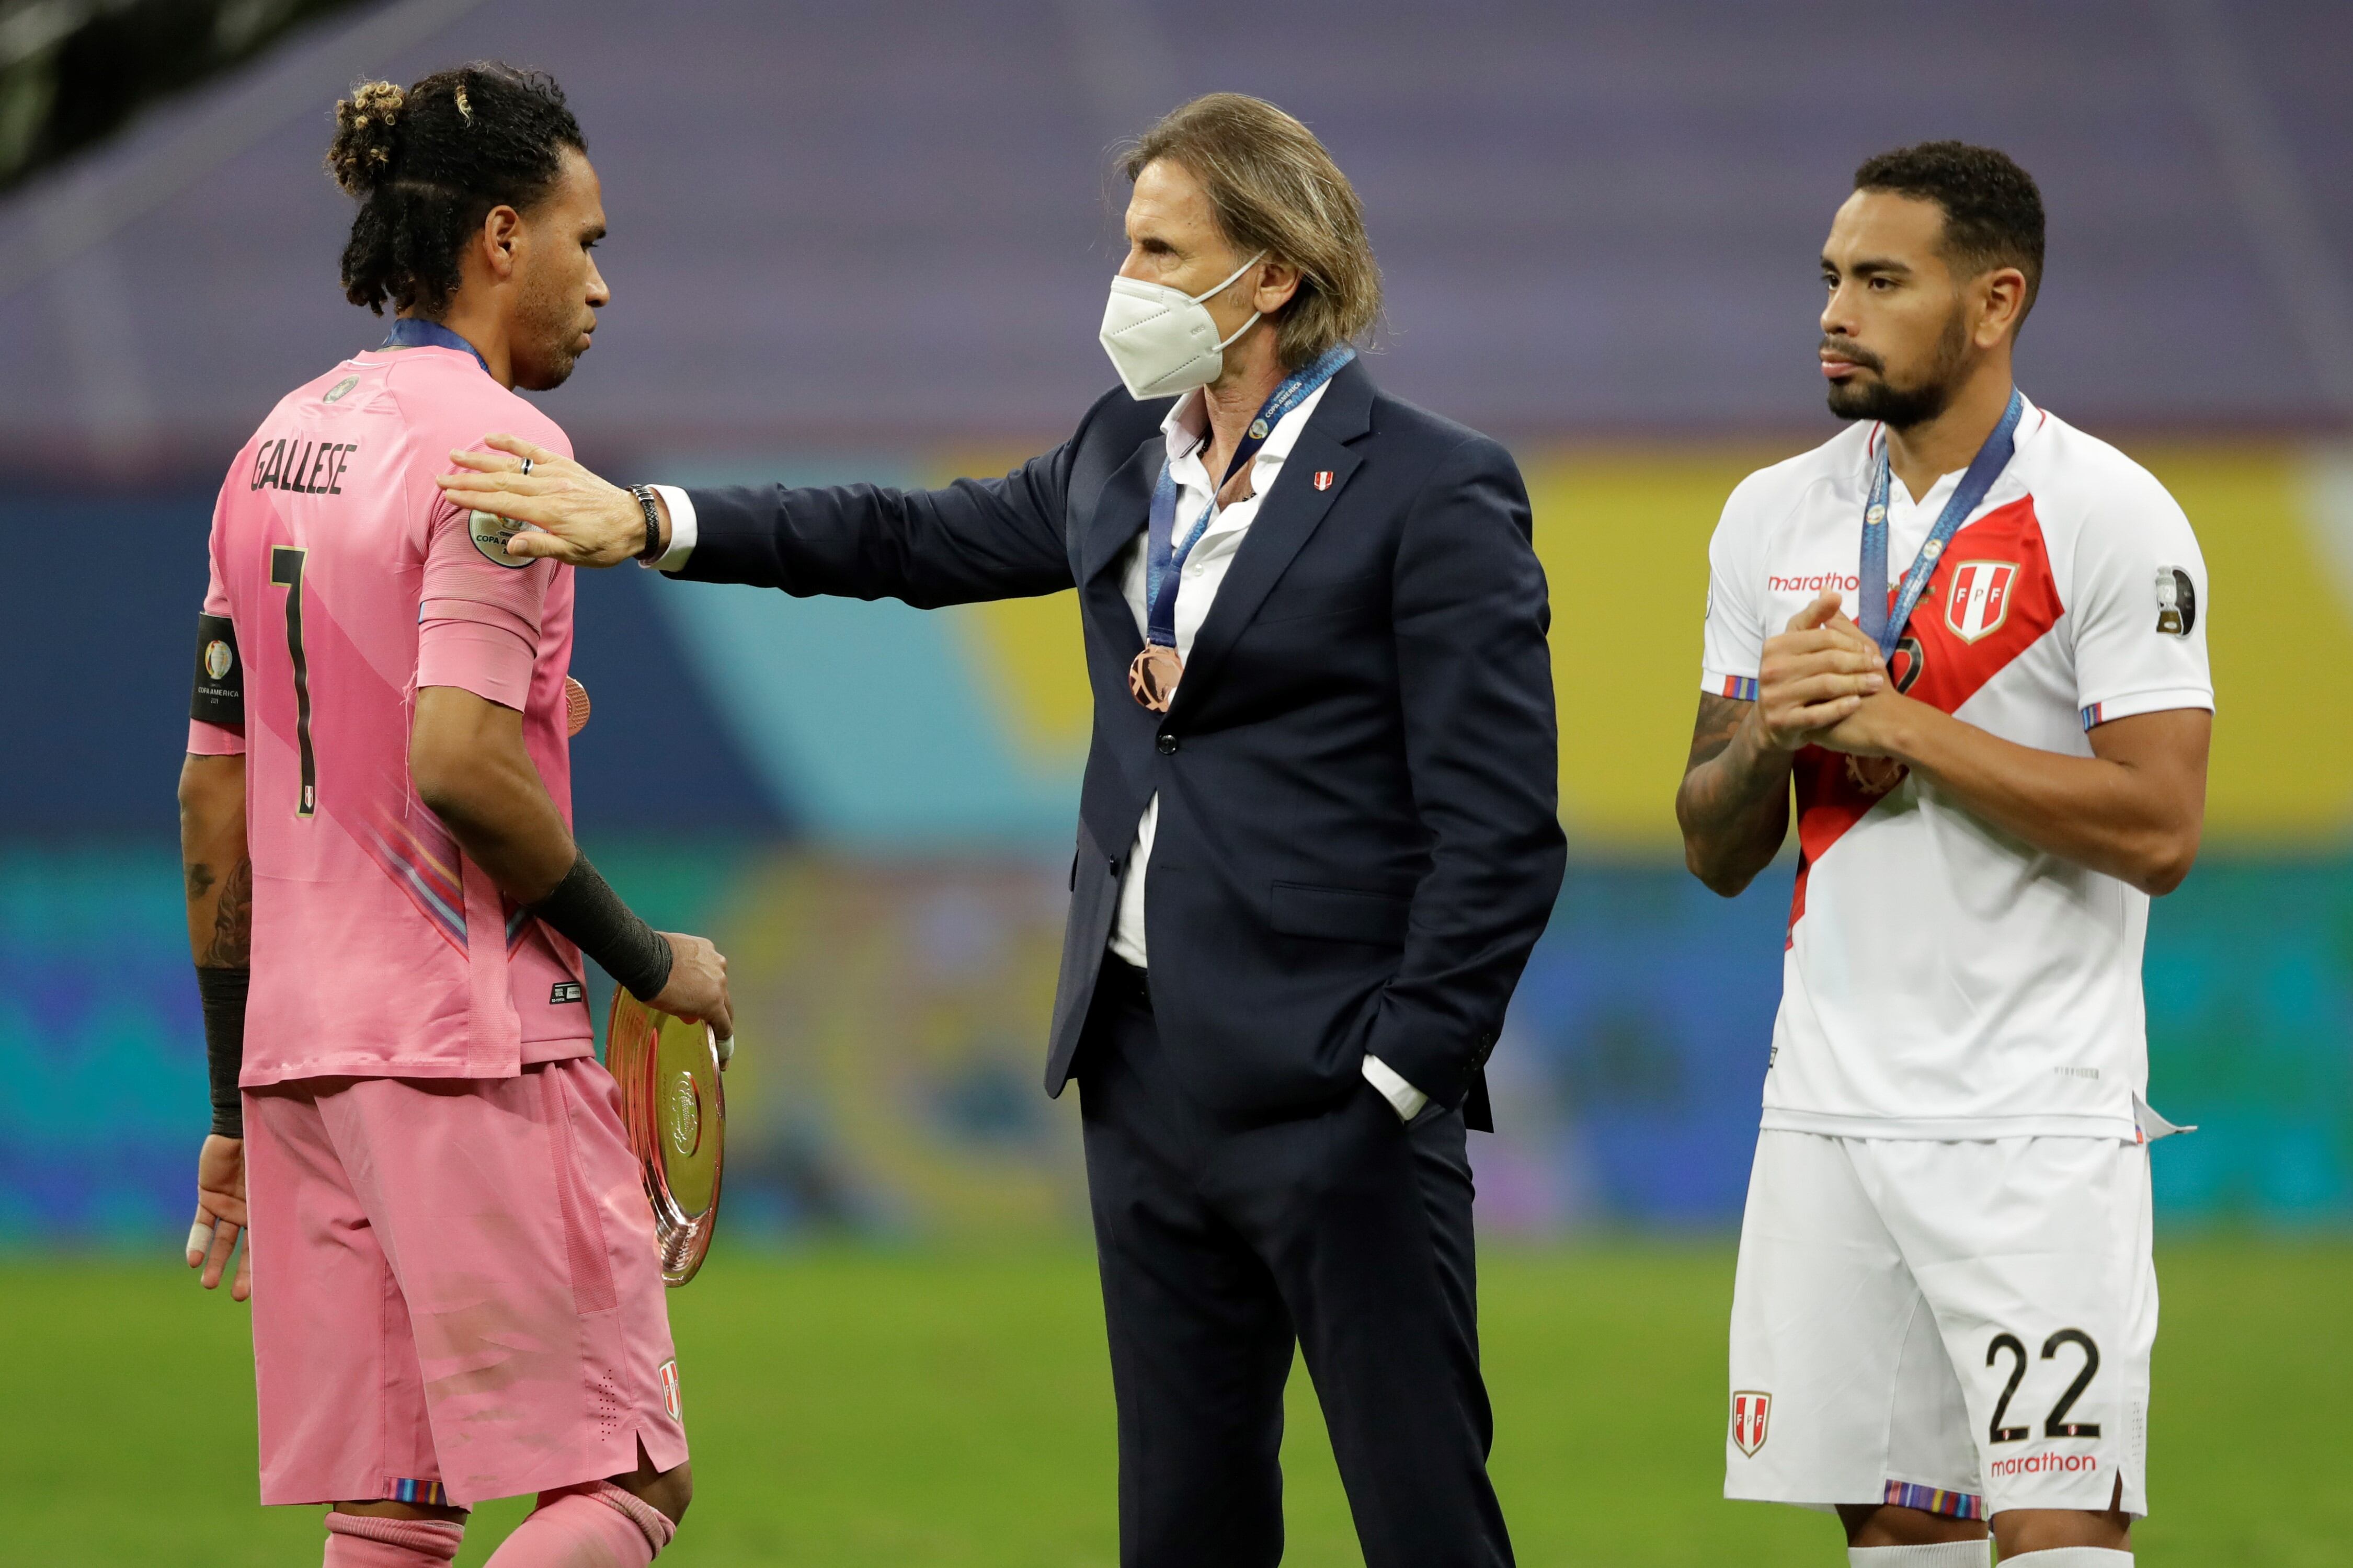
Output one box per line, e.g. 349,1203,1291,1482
187,1134,252,1302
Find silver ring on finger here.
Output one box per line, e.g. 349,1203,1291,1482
520,457,534,477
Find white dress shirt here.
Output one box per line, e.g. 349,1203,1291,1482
646,390,1429,1121
646,485,700,570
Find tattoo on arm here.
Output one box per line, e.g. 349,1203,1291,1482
200,857,253,968
1685,694,1750,772
1675,695,1794,895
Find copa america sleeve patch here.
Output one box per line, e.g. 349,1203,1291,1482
190,613,244,724
469,509,539,569
2154,566,2196,635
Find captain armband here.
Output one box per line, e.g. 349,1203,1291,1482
196,966,250,1138
526,853,675,1002
191,614,244,725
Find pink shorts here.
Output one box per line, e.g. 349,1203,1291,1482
244,1058,689,1507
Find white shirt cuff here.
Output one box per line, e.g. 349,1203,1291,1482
1361,1054,1429,1121
644,484,697,571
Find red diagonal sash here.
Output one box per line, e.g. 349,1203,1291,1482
1785,496,2061,940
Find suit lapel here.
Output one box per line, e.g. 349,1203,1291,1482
1079,433,1163,659
1167,362,1375,716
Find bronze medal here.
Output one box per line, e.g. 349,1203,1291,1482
1129,645,1184,712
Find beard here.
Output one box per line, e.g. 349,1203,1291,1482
1824,306,1970,429
511,270,588,392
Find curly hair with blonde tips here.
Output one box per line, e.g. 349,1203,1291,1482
326,79,407,196
1120,94,1383,371
325,62,583,317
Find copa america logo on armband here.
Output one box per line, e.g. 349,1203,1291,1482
469,509,541,569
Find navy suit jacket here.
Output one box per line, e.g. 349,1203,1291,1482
677,362,1564,1129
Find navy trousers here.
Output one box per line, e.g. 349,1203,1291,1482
1075,958,1513,1568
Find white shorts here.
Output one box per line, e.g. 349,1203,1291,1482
1726,1130,2154,1520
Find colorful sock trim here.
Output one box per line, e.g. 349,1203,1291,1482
326,1512,465,1561
590,1480,678,1555
387,1477,450,1507
1883,1479,1987,1520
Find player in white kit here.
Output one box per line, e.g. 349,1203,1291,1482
1675,144,2212,1567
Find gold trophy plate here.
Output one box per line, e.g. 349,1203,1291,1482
606,991,725,1286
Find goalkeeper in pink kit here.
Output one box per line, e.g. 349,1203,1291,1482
176,64,731,1566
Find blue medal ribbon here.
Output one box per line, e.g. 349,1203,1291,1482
1857,387,2025,661
380,316,490,374
1144,344,1355,651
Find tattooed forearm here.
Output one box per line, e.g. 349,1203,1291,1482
200,858,254,968
1674,695,1794,896
179,752,249,967
1684,694,1750,772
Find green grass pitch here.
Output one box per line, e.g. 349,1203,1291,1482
8,1238,2346,1564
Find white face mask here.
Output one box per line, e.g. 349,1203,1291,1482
1098,251,1266,400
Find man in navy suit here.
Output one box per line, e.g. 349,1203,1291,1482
444,91,1563,1568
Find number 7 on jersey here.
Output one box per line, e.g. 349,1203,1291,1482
270,545,316,817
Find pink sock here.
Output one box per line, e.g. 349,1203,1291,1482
481,1482,676,1566
323,1512,464,1566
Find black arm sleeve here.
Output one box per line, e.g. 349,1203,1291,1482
1361,437,1568,1109
526,853,674,1002
676,440,1080,608
196,966,249,1137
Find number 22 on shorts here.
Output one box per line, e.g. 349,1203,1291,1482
1986,1327,2102,1444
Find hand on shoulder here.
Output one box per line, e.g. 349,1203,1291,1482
437,433,651,567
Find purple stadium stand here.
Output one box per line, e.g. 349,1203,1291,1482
0,0,2346,479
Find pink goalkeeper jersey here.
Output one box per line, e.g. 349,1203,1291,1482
189,344,593,1083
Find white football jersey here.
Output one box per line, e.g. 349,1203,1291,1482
1700,396,2212,1138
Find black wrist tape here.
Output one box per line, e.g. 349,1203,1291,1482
197,966,249,1138
527,853,674,1001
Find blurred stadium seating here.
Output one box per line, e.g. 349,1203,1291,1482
3,0,2349,1245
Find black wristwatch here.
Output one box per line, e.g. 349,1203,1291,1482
630,485,666,563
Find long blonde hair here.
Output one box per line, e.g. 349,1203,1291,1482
1121,94,1382,370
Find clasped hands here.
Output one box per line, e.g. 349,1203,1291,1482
437,433,653,567
1751,589,1915,761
